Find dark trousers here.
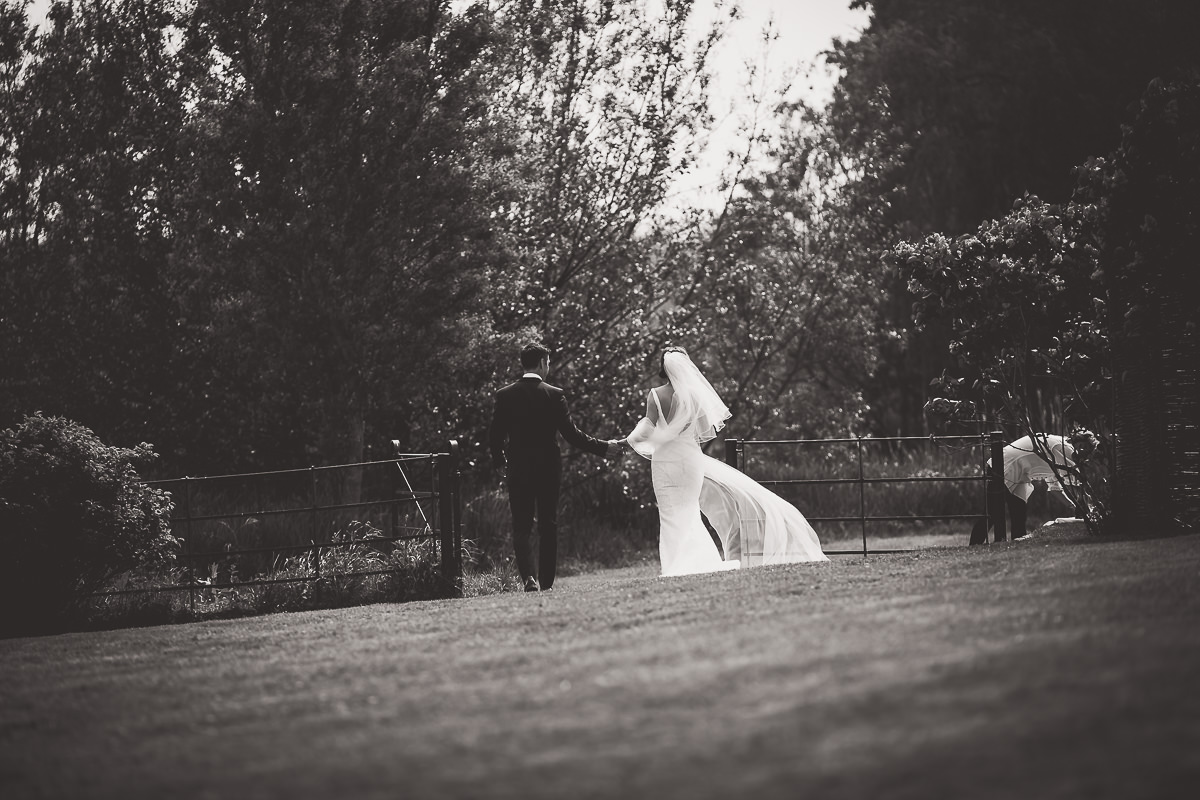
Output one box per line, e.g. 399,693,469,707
507,460,562,589
970,487,1028,544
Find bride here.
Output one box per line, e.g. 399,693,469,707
616,347,828,576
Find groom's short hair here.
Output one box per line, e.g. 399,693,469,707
520,341,551,370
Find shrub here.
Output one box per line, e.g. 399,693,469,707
0,413,177,634
890,185,1113,532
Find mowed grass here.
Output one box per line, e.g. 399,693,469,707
2,525,1198,800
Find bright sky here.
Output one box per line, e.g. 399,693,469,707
678,0,871,208
707,0,869,104
23,0,870,209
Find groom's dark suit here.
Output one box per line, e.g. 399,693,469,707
489,375,609,590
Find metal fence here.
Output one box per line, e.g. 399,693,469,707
93,441,464,606
723,431,1010,556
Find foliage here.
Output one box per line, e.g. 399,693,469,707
891,189,1112,530
2,0,1196,484
685,101,898,439
453,1,720,509
220,519,449,610
825,0,1200,435
314,521,446,604
1094,73,1200,532
0,0,187,453
0,413,177,633
1099,74,1200,331
829,0,1200,235
80,517,453,629
469,0,731,438
892,72,1200,534
470,0,896,492
172,0,503,471
897,191,1108,421
0,0,899,488
0,0,509,474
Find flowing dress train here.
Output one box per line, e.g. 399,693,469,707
628,387,827,576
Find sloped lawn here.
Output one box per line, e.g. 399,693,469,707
2,523,1197,799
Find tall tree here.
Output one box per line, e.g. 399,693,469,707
828,0,1200,235
825,0,1200,435
681,100,896,439
474,1,893,451
1101,75,1200,533
475,0,729,440
0,0,185,454
174,0,501,470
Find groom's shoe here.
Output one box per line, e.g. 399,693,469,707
523,577,539,592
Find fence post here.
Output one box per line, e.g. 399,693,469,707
450,440,463,597
310,466,321,599
725,438,739,470
184,477,195,614
438,441,463,598
989,430,1008,542
856,436,868,557
390,440,401,539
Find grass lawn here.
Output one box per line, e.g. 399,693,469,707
2,524,1198,799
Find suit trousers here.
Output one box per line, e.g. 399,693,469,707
507,459,562,589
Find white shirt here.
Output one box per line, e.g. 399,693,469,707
522,372,543,380
998,435,1076,502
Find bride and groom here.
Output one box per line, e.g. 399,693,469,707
488,341,827,591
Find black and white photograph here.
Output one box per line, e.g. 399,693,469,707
1,0,1197,797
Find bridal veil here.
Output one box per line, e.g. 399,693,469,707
627,349,828,567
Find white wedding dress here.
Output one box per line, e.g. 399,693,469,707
625,352,828,577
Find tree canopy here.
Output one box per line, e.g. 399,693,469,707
825,0,1200,435
1,0,894,478
3,0,1195,509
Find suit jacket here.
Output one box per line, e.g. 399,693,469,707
489,376,608,469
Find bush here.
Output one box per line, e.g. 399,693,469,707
0,413,177,635
891,184,1113,532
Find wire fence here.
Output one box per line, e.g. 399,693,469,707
91,442,464,608
92,432,1011,608
724,431,1010,556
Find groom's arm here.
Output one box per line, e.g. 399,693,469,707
488,393,508,469
553,390,609,457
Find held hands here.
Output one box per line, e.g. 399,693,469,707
605,439,626,460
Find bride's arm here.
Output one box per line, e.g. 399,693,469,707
645,389,659,425
621,391,658,458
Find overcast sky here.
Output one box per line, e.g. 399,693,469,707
22,0,871,208
677,0,870,206
709,0,869,104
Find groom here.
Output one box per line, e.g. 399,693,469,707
489,341,615,592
